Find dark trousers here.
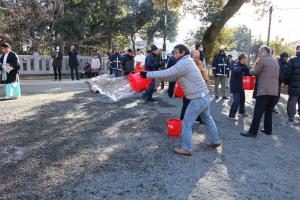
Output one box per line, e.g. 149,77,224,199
287,95,300,121
160,81,165,90
53,66,62,80
229,93,241,118
248,95,277,135
180,97,203,123
143,79,156,100
124,71,130,76
239,91,246,114
298,97,300,115
229,91,246,118
70,64,79,80
168,81,176,98
275,82,282,105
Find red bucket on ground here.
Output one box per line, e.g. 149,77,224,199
174,81,185,98
243,76,256,90
135,61,143,72
167,118,182,137
128,72,151,92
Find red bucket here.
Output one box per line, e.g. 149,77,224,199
144,78,151,89
243,76,256,90
174,81,185,98
128,72,151,92
167,118,182,137
135,61,142,72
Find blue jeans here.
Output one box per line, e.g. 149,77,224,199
229,92,241,118
143,79,156,100
181,95,220,151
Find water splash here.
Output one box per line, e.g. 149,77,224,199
86,74,138,102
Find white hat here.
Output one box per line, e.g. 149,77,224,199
219,45,227,51
56,46,60,50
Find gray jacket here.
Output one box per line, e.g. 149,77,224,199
251,55,279,96
147,55,209,100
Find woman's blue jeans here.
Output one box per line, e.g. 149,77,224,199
181,95,220,151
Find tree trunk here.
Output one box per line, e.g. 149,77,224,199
130,32,136,54
202,0,247,62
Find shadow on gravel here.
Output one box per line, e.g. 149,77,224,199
1,90,298,199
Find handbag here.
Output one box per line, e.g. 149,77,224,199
5,75,21,97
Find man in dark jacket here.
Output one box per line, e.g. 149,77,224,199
122,49,135,76
52,46,63,81
283,46,300,126
275,52,289,107
167,51,177,97
110,49,123,77
229,53,250,119
212,45,230,99
68,45,79,80
142,44,162,101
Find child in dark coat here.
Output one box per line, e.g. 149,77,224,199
229,53,250,119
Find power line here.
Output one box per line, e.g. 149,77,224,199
274,6,300,11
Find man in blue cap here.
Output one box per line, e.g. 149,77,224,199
274,52,289,113
142,44,163,101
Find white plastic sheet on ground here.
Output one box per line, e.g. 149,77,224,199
85,74,138,102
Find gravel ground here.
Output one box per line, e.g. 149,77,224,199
0,80,300,200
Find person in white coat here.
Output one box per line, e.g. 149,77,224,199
134,48,146,68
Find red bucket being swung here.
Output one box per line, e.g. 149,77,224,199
174,81,185,98
128,72,151,92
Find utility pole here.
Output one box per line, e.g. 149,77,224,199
248,29,252,64
163,0,168,53
267,6,273,46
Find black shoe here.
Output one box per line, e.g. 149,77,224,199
261,129,272,135
215,96,219,100
240,132,257,138
222,97,229,100
147,98,156,102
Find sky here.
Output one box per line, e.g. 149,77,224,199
176,0,300,44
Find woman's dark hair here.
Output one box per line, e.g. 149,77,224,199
238,53,247,61
174,44,190,55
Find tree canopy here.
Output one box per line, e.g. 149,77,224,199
185,0,271,61
0,0,180,55
0,0,273,57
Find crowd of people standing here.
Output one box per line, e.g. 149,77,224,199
139,43,300,155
